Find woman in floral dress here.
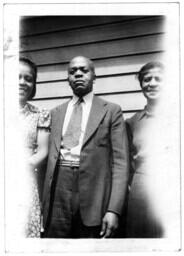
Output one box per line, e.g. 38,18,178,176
19,57,51,237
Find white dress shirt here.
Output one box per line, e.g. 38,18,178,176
60,91,93,162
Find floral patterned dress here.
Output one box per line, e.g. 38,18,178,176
19,103,51,238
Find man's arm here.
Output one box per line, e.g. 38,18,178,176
101,104,129,238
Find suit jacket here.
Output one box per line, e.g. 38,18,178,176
42,95,129,227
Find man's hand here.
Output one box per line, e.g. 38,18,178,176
100,212,119,238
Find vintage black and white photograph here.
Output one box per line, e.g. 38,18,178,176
3,1,182,254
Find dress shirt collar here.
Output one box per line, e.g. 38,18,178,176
71,91,94,106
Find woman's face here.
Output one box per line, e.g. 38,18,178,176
141,67,164,103
19,61,35,104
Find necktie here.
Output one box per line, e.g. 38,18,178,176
62,98,83,149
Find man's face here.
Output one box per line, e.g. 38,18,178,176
68,57,95,97
141,67,164,103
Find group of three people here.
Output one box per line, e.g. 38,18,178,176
19,55,164,239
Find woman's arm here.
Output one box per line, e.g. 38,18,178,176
28,129,50,170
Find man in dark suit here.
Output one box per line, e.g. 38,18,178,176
42,56,129,238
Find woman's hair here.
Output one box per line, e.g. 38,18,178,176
19,56,37,100
137,61,164,87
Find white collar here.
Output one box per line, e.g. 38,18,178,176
71,91,94,105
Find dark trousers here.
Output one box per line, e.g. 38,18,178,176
43,164,101,238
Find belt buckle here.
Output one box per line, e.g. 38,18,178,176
70,161,77,168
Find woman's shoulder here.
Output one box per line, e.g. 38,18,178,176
26,102,40,113
27,103,51,128
126,110,145,129
38,108,51,129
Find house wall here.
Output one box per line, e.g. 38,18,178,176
20,15,165,119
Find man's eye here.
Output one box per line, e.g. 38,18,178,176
82,69,88,73
69,70,75,75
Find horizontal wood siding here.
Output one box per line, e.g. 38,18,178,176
36,52,164,82
35,75,142,99
20,17,164,52
20,15,165,119
20,34,164,65
20,16,142,36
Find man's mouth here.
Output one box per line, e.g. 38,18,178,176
74,80,84,85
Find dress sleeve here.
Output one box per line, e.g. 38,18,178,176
38,109,51,131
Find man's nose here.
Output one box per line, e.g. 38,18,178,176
75,69,83,77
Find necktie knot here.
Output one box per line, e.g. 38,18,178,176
76,97,83,105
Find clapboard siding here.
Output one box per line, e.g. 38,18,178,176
37,52,164,82
101,93,146,110
20,15,165,116
20,17,164,52
36,75,141,99
21,34,164,65
20,16,142,36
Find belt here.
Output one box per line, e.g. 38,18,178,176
57,159,80,168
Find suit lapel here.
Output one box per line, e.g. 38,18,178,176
53,102,69,153
82,96,107,147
